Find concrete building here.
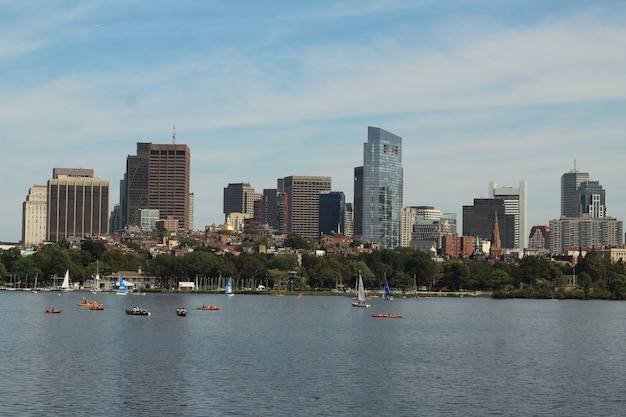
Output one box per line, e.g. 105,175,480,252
360,126,403,249
279,175,331,238
47,168,109,242
488,181,527,249
549,215,623,254
22,185,47,247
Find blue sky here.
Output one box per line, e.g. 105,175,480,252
2,0,626,243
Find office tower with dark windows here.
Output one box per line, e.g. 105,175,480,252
488,181,528,249
223,182,261,221
577,181,606,218
279,175,331,238
319,191,346,236
462,198,515,249
259,189,288,233
361,126,403,249
47,168,109,242
123,142,191,230
561,168,589,218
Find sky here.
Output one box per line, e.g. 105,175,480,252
2,0,626,243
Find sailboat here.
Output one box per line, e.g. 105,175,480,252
225,277,234,296
91,260,100,294
383,274,393,301
116,275,128,295
60,270,73,292
352,272,370,308
31,275,38,294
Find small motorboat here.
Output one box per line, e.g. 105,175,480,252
126,307,151,316
45,307,61,314
176,308,187,316
197,305,220,310
371,313,404,319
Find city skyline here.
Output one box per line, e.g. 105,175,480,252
2,1,626,242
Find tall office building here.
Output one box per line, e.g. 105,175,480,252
47,168,109,242
279,175,331,238
488,181,528,249
577,181,606,218
22,185,48,246
318,191,346,236
462,198,515,249
258,189,288,233
361,127,403,249
123,142,191,230
561,168,590,218
353,166,363,239
223,183,261,221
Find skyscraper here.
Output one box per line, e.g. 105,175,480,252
47,168,109,242
353,166,363,238
258,189,288,233
561,168,589,218
123,142,191,230
488,181,528,249
463,198,515,249
576,181,606,218
361,127,403,249
223,183,261,221
280,175,331,238
22,185,47,246
318,191,345,236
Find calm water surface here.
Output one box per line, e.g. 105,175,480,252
0,291,624,416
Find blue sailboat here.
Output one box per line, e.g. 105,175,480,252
116,275,128,295
383,274,393,300
225,277,234,296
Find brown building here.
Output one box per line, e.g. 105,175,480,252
279,175,331,238
442,234,475,259
47,168,109,242
124,142,191,230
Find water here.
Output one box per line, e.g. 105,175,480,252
1,292,625,416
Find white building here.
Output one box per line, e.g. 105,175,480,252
22,185,48,247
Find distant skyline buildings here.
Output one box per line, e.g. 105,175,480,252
359,127,403,249
22,185,47,247
488,181,527,249
318,191,346,236
223,182,261,221
279,175,331,238
561,168,590,218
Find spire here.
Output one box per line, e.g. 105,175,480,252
490,211,502,259
172,116,176,144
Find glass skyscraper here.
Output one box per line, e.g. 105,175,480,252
361,127,403,249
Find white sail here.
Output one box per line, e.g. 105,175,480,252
60,270,73,292
351,271,370,308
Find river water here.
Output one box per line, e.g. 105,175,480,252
0,291,624,416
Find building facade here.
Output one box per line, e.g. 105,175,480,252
123,142,191,230
576,181,606,218
353,166,363,239
22,185,48,246
257,189,288,233
488,181,528,249
549,216,623,254
223,182,261,221
462,198,515,249
279,175,331,238
47,168,109,242
318,191,346,236
561,169,590,218
361,126,403,249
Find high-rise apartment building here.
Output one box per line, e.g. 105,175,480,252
488,181,528,249
22,185,47,246
318,191,346,236
360,127,403,249
549,216,623,254
47,168,109,242
223,183,261,221
123,142,191,230
279,175,331,238
561,168,590,218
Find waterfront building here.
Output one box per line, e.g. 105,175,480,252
488,181,527,249
46,168,109,242
22,185,47,247
360,126,403,249
561,168,590,218
279,175,331,238
123,142,191,230
319,191,346,236
223,182,261,221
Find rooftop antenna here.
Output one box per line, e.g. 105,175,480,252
172,116,176,144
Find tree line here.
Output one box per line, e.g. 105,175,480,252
1,236,625,299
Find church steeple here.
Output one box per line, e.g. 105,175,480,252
490,211,502,259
